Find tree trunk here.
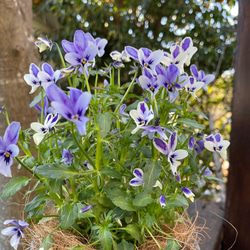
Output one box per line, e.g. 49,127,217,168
223,1,250,249
0,0,38,248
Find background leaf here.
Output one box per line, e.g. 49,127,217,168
1,176,30,200
60,203,78,229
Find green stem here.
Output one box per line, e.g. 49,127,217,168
145,227,163,250
41,90,44,124
130,137,147,162
15,156,40,179
84,70,91,93
114,71,138,113
71,124,94,166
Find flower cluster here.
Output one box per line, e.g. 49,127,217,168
0,30,229,249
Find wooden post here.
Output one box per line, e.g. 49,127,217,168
223,1,250,249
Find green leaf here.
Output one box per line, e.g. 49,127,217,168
205,175,225,183
166,194,189,209
143,161,162,193
177,118,205,130
24,194,49,213
40,234,54,249
117,239,135,250
192,111,209,120
36,163,78,179
112,196,136,211
164,239,179,250
122,224,142,243
133,192,153,207
1,176,30,200
60,203,78,229
98,227,112,250
145,213,156,227
100,168,122,179
97,112,113,138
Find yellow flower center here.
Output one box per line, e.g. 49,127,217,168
150,87,154,91
72,115,79,120
5,152,10,158
81,59,87,65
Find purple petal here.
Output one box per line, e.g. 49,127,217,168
119,104,127,114
42,63,54,77
73,117,89,135
65,52,82,66
74,91,91,117
30,63,40,77
173,46,180,59
0,158,12,177
167,64,179,82
153,138,168,155
1,226,18,236
181,37,191,51
129,178,143,186
125,46,138,61
169,132,177,152
6,144,19,158
74,30,88,55
4,122,20,146
214,133,222,143
190,64,199,79
133,168,143,179
62,40,77,53
188,137,195,150
141,48,152,58
80,205,94,213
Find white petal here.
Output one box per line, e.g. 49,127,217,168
30,122,43,132
204,141,216,152
172,149,188,160
33,132,45,145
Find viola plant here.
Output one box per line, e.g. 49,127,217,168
0,30,230,250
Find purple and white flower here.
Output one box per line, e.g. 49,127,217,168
190,64,215,91
182,187,195,202
24,63,42,94
129,101,154,134
153,132,188,176
62,30,107,76
38,63,62,91
0,122,20,177
125,46,164,74
31,113,59,145
161,37,197,73
157,64,188,103
129,168,144,186
139,69,161,100
110,50,131,63
46,84,91,135
204,133,230,160
1,219,29,250
35,37,54,53
185,77,204,99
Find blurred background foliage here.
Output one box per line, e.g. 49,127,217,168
32,0,237,200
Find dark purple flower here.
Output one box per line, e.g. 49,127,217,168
46,84,91,135
1,219,29,250
61,148,73,166
80,204,95,213
185,77,204,99
159,195,166,208
0,122,20,177
188,137,195,150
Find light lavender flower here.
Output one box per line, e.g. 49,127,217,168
61,148,73,166
1,219,29,250
0,122,20,177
